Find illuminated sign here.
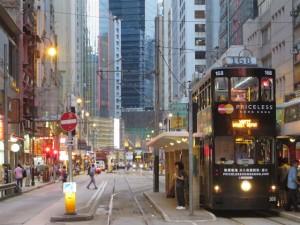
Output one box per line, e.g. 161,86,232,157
232,119,258,129
235,104,273,114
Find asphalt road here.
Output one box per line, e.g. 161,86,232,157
0,170,299,225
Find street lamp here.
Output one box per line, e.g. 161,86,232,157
47,46,57,58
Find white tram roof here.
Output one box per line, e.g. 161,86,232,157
277,97,300,109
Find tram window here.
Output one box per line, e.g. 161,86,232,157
215,78,229,102
215,136,234,165
235,137,273,165
231,77,259,102
261,77,274,101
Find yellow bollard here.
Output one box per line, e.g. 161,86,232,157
63,182,77,215
64,192,76,215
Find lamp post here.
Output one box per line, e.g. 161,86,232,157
31,38,57,186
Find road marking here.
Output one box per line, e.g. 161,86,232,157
85,182,105,208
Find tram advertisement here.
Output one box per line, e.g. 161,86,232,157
213,102,276,136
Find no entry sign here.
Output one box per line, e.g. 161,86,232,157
60,112,77,132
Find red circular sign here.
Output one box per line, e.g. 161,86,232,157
60,112,77,132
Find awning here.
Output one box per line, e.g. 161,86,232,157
146,131,201,151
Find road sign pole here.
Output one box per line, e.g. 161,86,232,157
67,94,73,182
68,131,73,182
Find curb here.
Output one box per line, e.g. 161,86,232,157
22,181,55,194
50,181,107,222
274,210,300,223
143,192,170,222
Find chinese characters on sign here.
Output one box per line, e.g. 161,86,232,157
222,168,270,179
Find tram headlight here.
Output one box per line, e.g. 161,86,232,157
271,185,276,192
214,185,221,193
241,180,252,192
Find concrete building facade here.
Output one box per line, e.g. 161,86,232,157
243,0,293,103
219,0,258,55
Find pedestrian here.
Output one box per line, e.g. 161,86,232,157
14,164,23,189
25,163,31,187
61,166,68,183
278,158,290,207
87,164,98,189
36,162,42,182
285,159,300,212
53,164,58,182
174,161,186,210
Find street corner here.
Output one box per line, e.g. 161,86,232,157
143,191,216,223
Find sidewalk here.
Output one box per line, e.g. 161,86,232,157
272,208,300,223
21,178,55,194
144,192,216,223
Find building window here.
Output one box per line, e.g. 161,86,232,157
195,24,205,32
195,65,205,73
195,37,206,46
261,25,271,45
195,0,205,5
195,10,205,19
195,51,206,59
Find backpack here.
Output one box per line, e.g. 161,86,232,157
23,169,27,178
62,170,67,181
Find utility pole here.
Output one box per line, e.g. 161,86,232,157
3,44,9,165
188,81,194,215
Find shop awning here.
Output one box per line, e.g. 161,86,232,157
146,131,201,151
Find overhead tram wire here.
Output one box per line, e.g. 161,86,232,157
157,48,186,89
35,8,296,24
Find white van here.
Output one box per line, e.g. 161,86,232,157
95,160,105,172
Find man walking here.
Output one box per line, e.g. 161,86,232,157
14,164,23,189
285,160,300,211
87,164,97,189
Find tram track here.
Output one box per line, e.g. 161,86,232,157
107,173,153,225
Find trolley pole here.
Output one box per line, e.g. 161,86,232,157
188,81,194,215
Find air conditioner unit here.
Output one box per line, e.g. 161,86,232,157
291,48,298,54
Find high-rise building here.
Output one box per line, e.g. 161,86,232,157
53,0,76,107
112,18,122,118
206,0,220,68
219,0,258,55
163,0,207,101
109,0,155,110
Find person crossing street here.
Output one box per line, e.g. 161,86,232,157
87,164,98,190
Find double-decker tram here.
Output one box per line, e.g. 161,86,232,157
194,58,277,210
